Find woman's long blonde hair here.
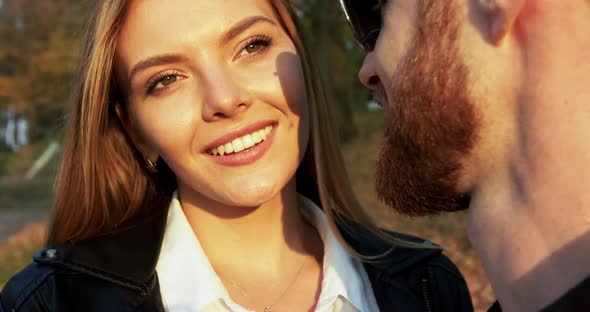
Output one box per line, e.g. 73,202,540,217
48,0,431,251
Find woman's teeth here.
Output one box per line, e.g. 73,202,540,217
208,125,273,156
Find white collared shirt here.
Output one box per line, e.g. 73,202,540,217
156,193,380,312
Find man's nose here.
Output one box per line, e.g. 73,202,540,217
201,68,252,121
358,51,381,91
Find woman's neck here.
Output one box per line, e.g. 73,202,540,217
178,179,317,274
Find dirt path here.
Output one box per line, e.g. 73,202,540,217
0,211,48,246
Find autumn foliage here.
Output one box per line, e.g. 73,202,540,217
0,0,90,140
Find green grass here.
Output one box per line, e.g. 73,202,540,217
0,138,56,177
0,142,56,287
0,141,60,211
0,178,55,211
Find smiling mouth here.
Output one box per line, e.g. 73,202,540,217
207,125,274,156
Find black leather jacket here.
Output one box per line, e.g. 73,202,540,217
0,200,473,312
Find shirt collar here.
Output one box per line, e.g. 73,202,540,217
297,195,377,312
156,192,234,311
156,192,378,312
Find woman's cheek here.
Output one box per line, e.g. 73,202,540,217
133,93,201,154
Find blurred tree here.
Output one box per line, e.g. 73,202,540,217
0,0,90,141
293,0,370,142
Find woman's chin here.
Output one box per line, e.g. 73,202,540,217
179,175,288,208
223,191,276,208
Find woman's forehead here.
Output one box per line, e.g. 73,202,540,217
126,0,274,19
117,0,279,74
121,0,275,39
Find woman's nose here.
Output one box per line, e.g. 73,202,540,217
358,52,381,91
201,68,252,121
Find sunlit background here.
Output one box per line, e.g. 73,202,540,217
0,0,494,310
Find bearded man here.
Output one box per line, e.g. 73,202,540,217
340,0,590,311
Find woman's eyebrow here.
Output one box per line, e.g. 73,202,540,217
129,54,189,81
128,16,275,82
221,15,276,45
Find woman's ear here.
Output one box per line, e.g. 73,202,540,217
115,103,159,161
478,0,527,45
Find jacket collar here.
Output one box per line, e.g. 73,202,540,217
34,195,441,290
34,193,171,291
337,217,443,275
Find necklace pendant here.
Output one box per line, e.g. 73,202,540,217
264,307,272,312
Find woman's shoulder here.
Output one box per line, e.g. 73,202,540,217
1,250,61,312
0,246,160,312
1,209,169,311
364,246,474,312
348,227,467,285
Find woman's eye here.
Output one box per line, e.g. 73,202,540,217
245,42,263,54
147,74,180,94
236,36,272,59
157,75,177,88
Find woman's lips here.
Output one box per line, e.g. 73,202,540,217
206,125,273,156
202,120,275,152
203,121,277,167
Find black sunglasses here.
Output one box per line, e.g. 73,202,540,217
339,0,384,52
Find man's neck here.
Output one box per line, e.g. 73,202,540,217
467,84,590,309
468,176,589,311
466,9,590,309
467,86,590,311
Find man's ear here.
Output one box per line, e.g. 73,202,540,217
479,0,527,45
115,103,158,160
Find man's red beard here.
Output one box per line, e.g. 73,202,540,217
376,0,480,216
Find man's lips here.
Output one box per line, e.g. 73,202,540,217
374,100,385,107
372,93,386,107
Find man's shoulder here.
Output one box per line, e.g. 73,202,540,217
488,276,590,312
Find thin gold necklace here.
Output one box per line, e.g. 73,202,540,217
224,255,308,312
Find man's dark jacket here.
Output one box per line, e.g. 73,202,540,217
0,197,473,312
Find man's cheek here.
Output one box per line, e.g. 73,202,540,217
379,4,419,64
373,54,395,92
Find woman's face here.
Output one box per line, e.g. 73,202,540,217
117,0,309,207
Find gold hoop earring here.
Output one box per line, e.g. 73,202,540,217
146,158,158,173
